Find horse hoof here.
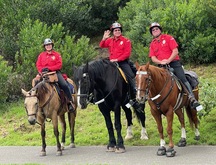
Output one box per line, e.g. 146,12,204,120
125,134,133,140
61,146,65,150
194,136,200,141
70,143,76,148
106,147,116,152
40,151,46,156
178,138,187,147
140,134,149,140
56,151,62,156
115,148,126,153
166,148,176,157
157,146,166,156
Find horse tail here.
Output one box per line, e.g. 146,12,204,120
185,106,200,129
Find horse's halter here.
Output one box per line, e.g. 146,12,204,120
136,70,151,103
25,82,55,125
80,72,93,104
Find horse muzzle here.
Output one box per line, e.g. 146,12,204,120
28,116,36,125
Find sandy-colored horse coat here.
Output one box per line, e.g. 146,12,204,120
135,62,200,157
22,77,77,156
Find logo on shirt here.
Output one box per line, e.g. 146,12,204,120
120,41,123,45
162,40,166,45
51,56,56,60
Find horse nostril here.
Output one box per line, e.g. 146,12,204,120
28,119,36,125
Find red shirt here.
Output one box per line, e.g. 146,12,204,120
36,50,62,73
149,34,180,61
99,35,131,61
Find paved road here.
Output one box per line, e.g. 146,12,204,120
0,145,215,165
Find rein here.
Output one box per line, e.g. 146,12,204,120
137,69,175,111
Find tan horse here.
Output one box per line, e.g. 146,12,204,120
22,75,77,156
135,62,200,157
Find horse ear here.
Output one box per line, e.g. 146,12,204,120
21,89,28,96
135,61,139,70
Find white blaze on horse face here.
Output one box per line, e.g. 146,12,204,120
136,71,147,100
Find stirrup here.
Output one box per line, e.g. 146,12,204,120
191,100,203,111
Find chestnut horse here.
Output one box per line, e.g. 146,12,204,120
135,62,200,157
22,75,77,156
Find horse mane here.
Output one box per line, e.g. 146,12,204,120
149,65,168,82
34,82,50,100
88,59,113,78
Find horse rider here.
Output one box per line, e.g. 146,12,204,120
35,38,75,112
148,22,203,111
99,22,144,112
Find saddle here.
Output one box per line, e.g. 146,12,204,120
32,71,75,104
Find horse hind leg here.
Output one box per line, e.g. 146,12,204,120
59,115,66,150
175,109,187,147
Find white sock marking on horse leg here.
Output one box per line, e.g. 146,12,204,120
125,125,133,140
140,127,149,140
181,128,186,139
195,128,200,136
160,139,166,147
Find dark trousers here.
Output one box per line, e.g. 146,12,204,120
56,71,72,101
118,60,136,99
169,61,187,83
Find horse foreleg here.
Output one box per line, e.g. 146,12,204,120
114,108,125,153
176,109,187,147
151,110,166,156
165,109,176,157
59,115,66,150
100,109,116,152
40,124,46,156
52,118,62,156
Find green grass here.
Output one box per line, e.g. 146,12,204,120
0,64,216,146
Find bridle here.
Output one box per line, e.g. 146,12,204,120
25,83,55,125
79,63,119,105
136,70,152,103
136,69,175,110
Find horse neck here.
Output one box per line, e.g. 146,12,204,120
37,82,57,108
149,66,168,95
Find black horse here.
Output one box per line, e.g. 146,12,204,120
73,59,148,153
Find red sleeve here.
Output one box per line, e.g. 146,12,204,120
99,38,111,48
36,53,44,73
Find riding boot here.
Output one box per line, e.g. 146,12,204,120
183,81,203,111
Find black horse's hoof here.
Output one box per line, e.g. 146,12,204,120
178,138,187,147
115,148,126,153
194,135,200,141
106,146,116,152
166,147,176,157
157,146,166,156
